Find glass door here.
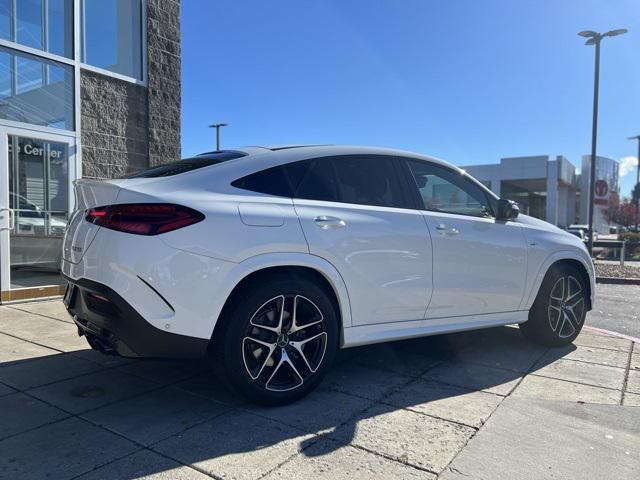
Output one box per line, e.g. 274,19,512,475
0,127,76,302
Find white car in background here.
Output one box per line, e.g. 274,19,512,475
62,145,595,405
566,227,586,243
569,224,599,243
10,193,67,270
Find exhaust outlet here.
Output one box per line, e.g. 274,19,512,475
86,334,116,355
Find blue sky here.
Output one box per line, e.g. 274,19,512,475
181,0,640,197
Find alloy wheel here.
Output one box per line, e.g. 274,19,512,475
547,275,585,339
242,295,327,392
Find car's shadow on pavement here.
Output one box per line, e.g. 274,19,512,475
0,325,576,479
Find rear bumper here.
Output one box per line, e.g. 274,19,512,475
63,275,209,359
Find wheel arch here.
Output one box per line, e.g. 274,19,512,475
208,254,352,349
523,251,594,312
551,259,593,310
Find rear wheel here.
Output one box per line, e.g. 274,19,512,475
214,276,339,405
520,264,587,347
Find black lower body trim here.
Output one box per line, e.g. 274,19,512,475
62,275,209,359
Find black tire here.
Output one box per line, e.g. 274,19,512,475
212,275,339,406
519,264,588,347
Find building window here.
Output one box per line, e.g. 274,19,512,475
81,0,144,80
0,45,74,130
0,0,74,58
501,179,547,220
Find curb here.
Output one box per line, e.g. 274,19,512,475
595,276,640,285
584,325,640,343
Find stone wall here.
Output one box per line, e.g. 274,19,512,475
80,72,149,178
147,0,181,167
80,0,181,179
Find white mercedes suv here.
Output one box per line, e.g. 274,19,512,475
62,145,595,404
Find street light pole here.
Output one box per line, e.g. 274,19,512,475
579,28,628,255
586,37,600,255
208,123,228,151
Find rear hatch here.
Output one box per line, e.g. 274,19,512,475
63,151,251,264
63,180,122,264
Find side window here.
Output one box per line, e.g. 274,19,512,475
404,159,493,217
231,161,308,197
331,155,406,208
295,158,339,202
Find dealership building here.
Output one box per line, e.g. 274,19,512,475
462,154,620,233
0,0,181,302
578,155,620,235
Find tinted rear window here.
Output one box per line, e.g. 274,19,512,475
295,158,339,202
231,161,308,197
332,155,406,208
125,151,247,178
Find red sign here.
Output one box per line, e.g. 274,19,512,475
595,180,608,197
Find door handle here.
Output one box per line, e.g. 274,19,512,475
314,215,346,229
436,223,459,236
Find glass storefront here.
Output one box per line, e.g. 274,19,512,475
0,129,73,299
8,135,68,288
82,0,144,80
0,46,74,130
0,1,145,301
0,0,73,58
2,0,145,82
501,179,547,220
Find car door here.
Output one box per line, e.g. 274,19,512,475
293,155,433,326
400,158,528,319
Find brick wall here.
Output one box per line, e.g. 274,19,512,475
80,0,181,179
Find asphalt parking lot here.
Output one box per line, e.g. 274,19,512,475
0,291,639,480
587,283,640,338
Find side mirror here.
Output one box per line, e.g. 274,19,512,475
497,199,519,221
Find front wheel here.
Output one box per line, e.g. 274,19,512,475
520,265,587,347
214,276,339,405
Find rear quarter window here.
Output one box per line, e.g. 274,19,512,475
231,161,308,197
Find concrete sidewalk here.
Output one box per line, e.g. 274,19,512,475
0,300,638,479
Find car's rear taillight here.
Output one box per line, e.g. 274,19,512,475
85,204,204,235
